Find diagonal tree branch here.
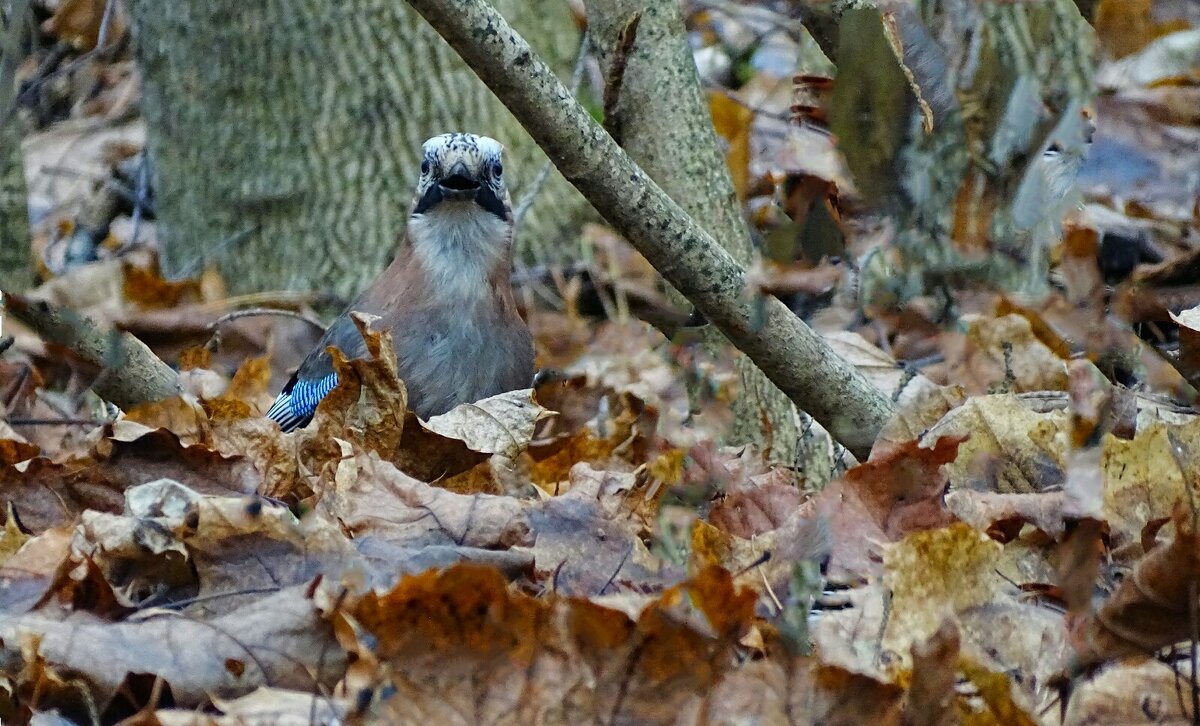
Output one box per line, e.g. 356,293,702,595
404,0,895,459
2,292,182,408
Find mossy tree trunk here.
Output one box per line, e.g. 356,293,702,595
127,0,587,299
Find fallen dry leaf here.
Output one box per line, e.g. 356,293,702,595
338,564,757,723
0,586,342,711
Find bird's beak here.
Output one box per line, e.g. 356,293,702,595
438,160,480,200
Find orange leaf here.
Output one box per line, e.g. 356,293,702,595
708,91,753,200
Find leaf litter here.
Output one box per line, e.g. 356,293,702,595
3,1,1200,723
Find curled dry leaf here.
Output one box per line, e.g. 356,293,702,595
419,388,546,458
677,658,904,725
115,478,361,614
1101,421,1197,548
392,388,547,493
1071,501,1200,667
1063,658,1195,724
0,526,74,614
945,490,1068,541
72,504,193,609
690,508,830,598
926,394,1069,494
526,383,659,493
308,313,407,460
0,457,124,534
0,586,343,712
902,619,960,726
871,382,967,460
208,416,300,501
823,330,940,408
940,314,1069,395
315,450,529,565
707,477,803,539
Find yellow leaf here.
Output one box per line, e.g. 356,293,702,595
708,91,753,200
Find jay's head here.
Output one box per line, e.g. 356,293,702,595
412,133,509,222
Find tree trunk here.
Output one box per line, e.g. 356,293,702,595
587,0,812,467
823,1,1095,307
0,2,33,293
127,0,588,300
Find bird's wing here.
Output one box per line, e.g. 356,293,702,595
265,306,377,432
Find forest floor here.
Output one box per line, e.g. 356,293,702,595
3,0,1200,723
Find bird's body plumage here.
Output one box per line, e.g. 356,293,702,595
266,133,534,431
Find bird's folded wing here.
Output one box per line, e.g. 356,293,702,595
265,372,339,432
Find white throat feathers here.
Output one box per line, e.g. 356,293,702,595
407,201,510,303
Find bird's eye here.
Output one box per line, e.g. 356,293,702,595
421,160,431,175
493,162,503,178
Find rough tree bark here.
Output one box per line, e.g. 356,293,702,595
404,0,896,459
127,1,588,300
587,0,806,465
0,2,32,293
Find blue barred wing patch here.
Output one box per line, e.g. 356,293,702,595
265,373,339,432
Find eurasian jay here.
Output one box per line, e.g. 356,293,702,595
266,133,535,431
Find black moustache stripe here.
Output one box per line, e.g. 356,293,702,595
474,185,507,220
414,185,443,215
413,183,507,221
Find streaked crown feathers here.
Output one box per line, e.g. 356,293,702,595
418,134,504,188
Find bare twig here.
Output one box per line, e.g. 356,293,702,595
125,152,150,254
176,225,256,278
403,0,895,458
209,307,326,333
2,292,182,408
96,0,119,51
9,0,125,125
512,31,591,233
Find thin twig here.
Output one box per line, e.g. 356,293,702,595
95,0,119,52
9,0,124,125
126,151,149,253
209,307,326,333
176,225,256,278
510,261,589,286
512,31,591,234
703,81,793,122
138,585,284,612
